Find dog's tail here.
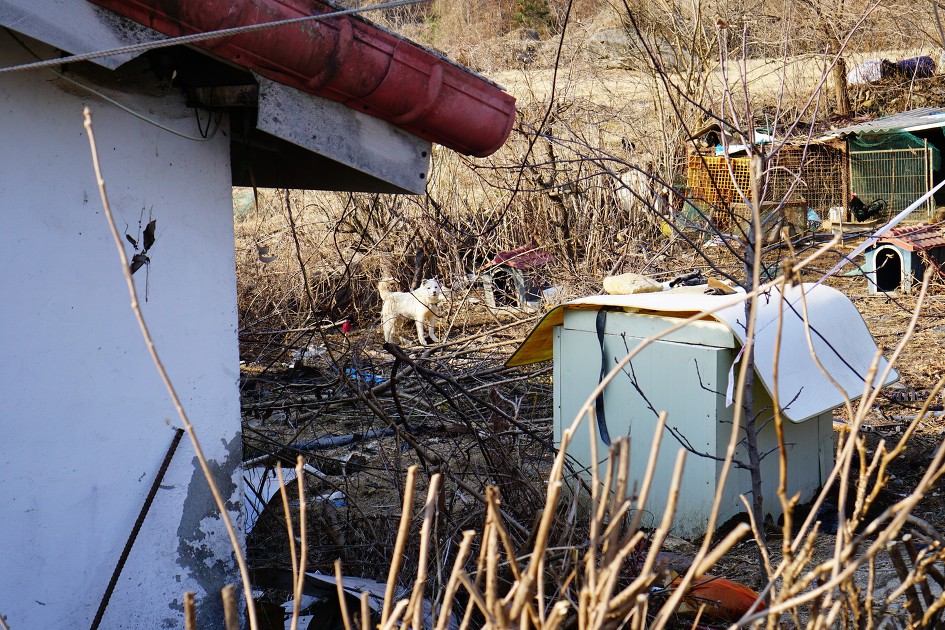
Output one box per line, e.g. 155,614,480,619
378,278,396,300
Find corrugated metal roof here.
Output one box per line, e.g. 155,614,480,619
879,222,945,251
826,107,945,138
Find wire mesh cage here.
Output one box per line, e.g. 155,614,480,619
850,145,935,221
685,144,846,231
765,144,847,216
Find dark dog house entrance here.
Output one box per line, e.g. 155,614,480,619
863,221,945,293
864,222,945,294
482,266,547,310
875,246,904,292
481,241,556,311
484,266,520,307
865,241,925,294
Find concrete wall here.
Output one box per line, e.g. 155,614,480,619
0,34,243,628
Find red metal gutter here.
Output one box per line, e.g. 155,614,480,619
88,0,516,157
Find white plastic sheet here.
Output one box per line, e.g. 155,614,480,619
847,58,884,85
531,283,897,423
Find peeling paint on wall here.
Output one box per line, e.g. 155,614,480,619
175,433,243,625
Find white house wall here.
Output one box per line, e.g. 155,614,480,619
0,34,243,628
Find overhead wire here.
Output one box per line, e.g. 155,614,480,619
4,27,222,142
0,0,430,76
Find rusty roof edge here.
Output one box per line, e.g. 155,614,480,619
819,107,945,141
88,0,518,158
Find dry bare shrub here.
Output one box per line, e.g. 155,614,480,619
237,3,945,628
259,273,945,630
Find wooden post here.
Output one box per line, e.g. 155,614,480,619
222,585,240,630
927,138,934,220
184,592,197,630
843,139,851,220
834,57,852,118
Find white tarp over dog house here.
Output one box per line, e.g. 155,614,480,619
509,283,897,421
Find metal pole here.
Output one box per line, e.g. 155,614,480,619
89,428,185,630
927,138,934,219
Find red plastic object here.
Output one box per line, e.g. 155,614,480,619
88,0,516,157
670,574,764,623
484,240,555,270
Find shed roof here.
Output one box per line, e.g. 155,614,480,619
88,0,516,158
507,283,897,423
0,1,158,69
823,107,945,139
0,0,516,193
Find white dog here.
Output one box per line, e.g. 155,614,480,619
379,278,443,346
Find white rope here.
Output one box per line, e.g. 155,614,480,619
6,28,223,141
0,0,428,75
60,70,224,141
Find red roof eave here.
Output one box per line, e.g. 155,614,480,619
88,0,516,158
